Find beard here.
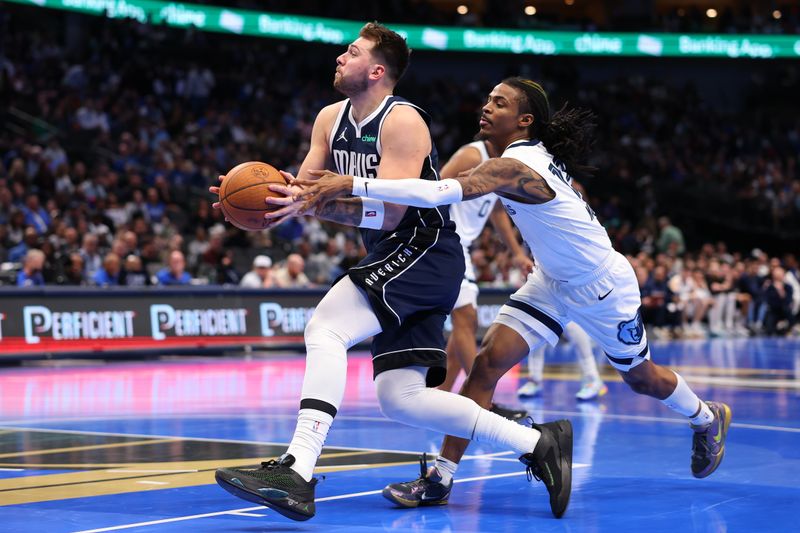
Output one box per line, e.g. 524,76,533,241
473,129,489,141
333,72,369,96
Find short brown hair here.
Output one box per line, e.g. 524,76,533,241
359,22,410,83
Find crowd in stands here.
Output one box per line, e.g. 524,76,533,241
1,6,798,337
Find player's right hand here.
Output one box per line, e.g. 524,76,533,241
262,170,316,226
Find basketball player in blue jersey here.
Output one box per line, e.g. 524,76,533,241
212,27,572,521
290,77,732,515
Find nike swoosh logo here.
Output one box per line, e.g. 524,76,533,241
598,289,613,300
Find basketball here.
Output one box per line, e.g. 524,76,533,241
218,161,287,231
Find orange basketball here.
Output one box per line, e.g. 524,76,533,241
218,161,287,231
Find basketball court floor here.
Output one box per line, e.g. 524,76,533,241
0,337,798,532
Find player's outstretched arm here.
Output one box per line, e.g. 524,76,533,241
293,156,553,210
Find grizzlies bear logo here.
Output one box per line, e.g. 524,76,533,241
617,309,644,345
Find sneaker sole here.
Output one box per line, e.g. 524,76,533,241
381,486,449,508
215,471,314,521
694,403,732,479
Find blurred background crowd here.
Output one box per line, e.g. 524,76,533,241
1,1,798,338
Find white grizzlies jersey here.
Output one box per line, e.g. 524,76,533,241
499,139,612,282
449,141,498,247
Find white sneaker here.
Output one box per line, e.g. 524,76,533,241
575,380,608,401
517,380,543,398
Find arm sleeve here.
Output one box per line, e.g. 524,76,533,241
352,176,463,208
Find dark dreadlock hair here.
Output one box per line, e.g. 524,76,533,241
501,77,597,179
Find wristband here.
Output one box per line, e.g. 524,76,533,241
359,198,385,229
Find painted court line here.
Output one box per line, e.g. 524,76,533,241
0,426,427,456
538,410,800,433
106,469,198,474
73,470,568,533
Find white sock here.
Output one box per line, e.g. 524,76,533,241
472,408,540,454
286,409,333,481
690,402,714,427
434,456,458,485
661,372,714,426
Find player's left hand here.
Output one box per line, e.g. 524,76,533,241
292,170,354,213
262,170,314,226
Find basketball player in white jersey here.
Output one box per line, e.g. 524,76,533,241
444,142,604,405
214,30,573,521
289,77,732,513
440,139,531,420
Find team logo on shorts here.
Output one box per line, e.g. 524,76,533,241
617,310,644,345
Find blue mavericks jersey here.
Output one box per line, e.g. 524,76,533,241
328,95,455,251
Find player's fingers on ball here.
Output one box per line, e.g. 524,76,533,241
209,186,219,194
265,196,292,206
278,170,295,183
293,187,312,200
212,201,221,209
268,183,292,195
264,206,292,219
218,175,225,182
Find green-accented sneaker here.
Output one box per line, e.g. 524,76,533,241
215,454,317,521
691,401,732,478
382,453,452,508
519,419,573,518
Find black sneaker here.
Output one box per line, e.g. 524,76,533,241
215,454,317,521
519,419,573,518
490,402,528,421
382,453,452,508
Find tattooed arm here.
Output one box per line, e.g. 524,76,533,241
314,197,365,226
293,156,554,210
460,157,555,203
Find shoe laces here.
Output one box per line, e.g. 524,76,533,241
692,430,712,455
525,463,544,483
258,458,325,484
260,459,281,470
522,416,544,482
417,453,430,480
